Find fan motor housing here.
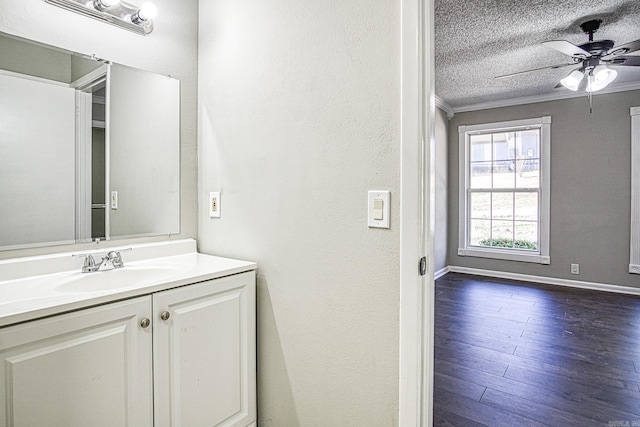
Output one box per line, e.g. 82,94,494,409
578,40,615,56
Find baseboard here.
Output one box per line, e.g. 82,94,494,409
434,266,450,280
446,265,640,296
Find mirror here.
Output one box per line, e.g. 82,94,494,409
0,32,180,250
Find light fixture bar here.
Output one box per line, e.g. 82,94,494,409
44,0,154,35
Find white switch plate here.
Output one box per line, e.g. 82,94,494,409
209,192,221,218
368,190,390,229
110,191,118,210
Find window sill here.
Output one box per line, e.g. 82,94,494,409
458,247,550,265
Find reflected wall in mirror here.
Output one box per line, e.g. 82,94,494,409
0,32,180,251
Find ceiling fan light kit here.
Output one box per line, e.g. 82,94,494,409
560,64,618,92
589,65,617,91
560,69,584,91
498,19,640,98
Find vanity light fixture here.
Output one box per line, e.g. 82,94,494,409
44,0,157,35
92,0,120,12
131,2,157,24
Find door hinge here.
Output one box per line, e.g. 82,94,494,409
419,257,427,276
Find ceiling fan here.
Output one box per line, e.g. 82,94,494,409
496,19,640,92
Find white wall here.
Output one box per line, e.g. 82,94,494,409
0,0,198,259
198,0,402,424
434,107,449,272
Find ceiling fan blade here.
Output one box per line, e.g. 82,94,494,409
495,63,576,79
603,38,640,58
604,55,640,67
542,40,591,58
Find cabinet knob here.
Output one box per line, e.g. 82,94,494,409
140,318,151,328
160,311,171,321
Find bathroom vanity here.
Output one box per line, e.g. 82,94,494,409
0,239,256,427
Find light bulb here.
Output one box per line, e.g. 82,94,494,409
560,69,584,91
587,66,617,92
594,65,617,84
138,2,157,20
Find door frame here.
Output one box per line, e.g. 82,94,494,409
71,65,109,243
399,0,435,425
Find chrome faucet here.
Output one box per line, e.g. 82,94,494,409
106,248,131,269
73,248,132,273
73,253,98,273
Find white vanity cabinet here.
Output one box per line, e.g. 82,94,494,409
0,296,154,427
153,271,257,427
0,271,256,427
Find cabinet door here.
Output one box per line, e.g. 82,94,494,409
153,272,256,427
0,297,153,427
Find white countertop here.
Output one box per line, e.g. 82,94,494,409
0,240,257,327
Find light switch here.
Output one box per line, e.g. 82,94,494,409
111,191,118,210
368,190,390,228
373,199,384,220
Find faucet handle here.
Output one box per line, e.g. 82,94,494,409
107,248,132,268
73,253,97,273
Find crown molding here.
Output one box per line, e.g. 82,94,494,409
434,95,454,119
446,81,640,114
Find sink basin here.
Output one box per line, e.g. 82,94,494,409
55,264,185,293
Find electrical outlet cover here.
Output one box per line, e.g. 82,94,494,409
209,192,221,218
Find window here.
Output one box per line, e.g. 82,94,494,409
458,117,550,264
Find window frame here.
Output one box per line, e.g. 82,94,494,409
458,116,551,264
630,107,640,274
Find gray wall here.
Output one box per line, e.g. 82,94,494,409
0,0,198,259
198,0,401,424
448,90,640,288
435,107,449,272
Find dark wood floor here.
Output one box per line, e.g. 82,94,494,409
434,273,640,426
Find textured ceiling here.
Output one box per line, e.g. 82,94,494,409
435,0,640,108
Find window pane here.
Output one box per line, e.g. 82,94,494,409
470,192,490,219
516,159,539,188
492,167,515,189
470,134,491,162
514,221,538,250
493,131,516,189
492,192,513,221
515,192,538,221
515,129,540,160
515,129,540,188
469,219,490,246
492,132,513,161
470,162,491,189
492,220,514,247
